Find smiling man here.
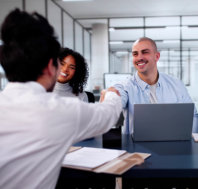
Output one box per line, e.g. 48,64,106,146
109,37,198,134
132,38,160,86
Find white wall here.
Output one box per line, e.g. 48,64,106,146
48,0,62,45
84,30,91,91
26,0,45,16
0,0,22,27
74,22,83,55
63,13,74,49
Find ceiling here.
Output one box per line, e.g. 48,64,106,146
1,0,198,52
54,0,198,52
55,0,198,19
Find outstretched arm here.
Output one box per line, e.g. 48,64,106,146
99,87,120,102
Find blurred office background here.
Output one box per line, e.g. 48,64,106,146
0,0,198,108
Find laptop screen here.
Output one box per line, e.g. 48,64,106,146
132,103,194,142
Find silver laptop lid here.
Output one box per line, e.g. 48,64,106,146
132,103,194,142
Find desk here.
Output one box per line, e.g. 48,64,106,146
56,135,198,189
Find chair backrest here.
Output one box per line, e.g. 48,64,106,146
85,91,95,103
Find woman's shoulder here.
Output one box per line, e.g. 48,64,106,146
79,91,89,102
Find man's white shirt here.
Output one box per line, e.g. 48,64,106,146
0,82,122,189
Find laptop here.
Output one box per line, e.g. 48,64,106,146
132,103,194,142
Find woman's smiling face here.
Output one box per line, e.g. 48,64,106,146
57,55,76,83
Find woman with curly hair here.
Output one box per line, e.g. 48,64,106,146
53,48,89,102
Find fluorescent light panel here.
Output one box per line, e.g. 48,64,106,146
109,28,115,32
116,51,128,55
109,41,123,45
163,40,180,43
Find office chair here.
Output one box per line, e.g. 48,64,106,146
85,91,95,103
82,91,95,141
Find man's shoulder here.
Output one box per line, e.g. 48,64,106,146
159,72,186,91
29,92,81,114
159,72,182,84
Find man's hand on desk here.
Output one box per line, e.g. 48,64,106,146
99,87,120,102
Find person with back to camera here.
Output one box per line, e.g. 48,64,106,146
53,48,89,102
0,9,121,189
108,37,198,134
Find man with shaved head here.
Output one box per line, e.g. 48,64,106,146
107,37,198,134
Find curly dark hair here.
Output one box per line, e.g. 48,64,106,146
58,48,89,96
0,9,60,82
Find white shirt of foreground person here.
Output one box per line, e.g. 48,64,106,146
0,82,122,189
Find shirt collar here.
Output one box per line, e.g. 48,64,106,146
157,72,162,87
53,82,73,95
134,71,160,91
54,82,71,91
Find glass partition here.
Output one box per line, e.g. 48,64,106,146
48,0,62,44
84,30,91,90
0,65,7,90
74,22,83,55
63,13,74,49
0,0,22,90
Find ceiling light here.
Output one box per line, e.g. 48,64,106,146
109,41,123,45
163,40,180,43
116,51,128,55
109,28,115,32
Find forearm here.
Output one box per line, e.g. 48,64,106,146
73,92,122,143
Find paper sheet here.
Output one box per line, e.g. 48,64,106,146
62,147,126,169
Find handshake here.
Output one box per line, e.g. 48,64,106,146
99,87,120,102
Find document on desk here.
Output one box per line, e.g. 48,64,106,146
62,147,151,175
63,147,126,169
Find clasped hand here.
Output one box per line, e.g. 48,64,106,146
99,87,120,102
